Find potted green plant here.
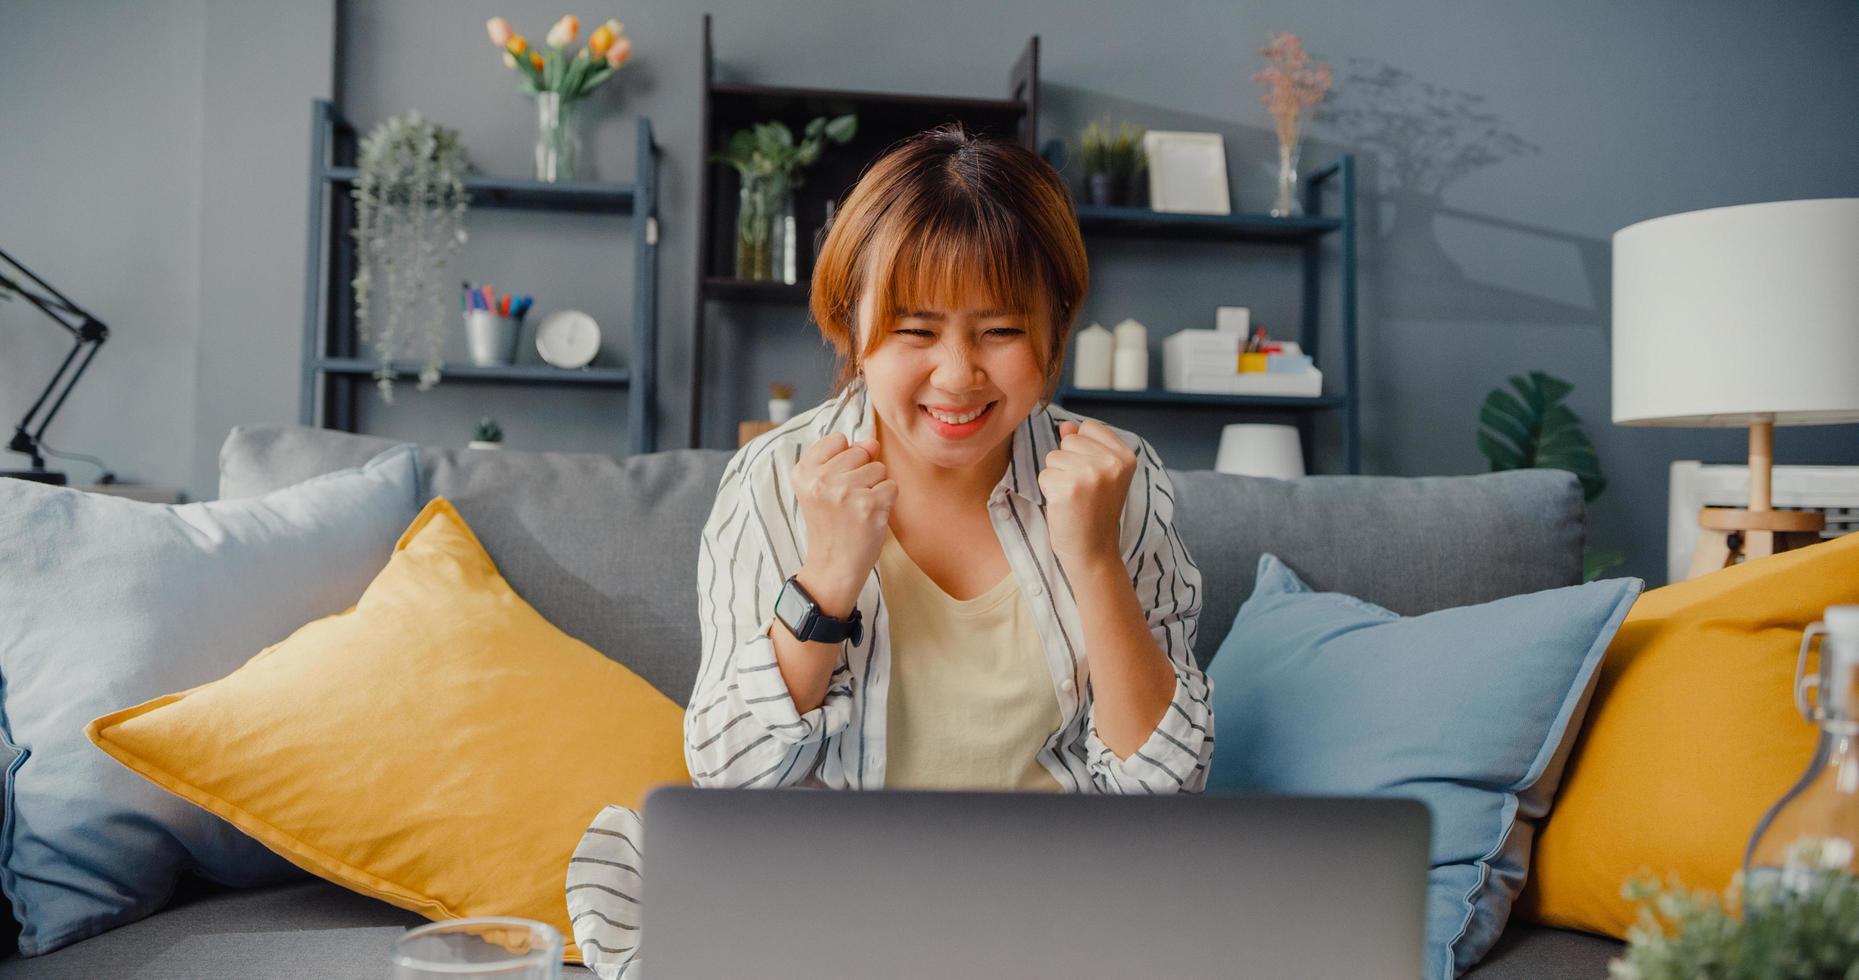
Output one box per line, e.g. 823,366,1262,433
710,114,857,283
484,14,635,183
350,111,471,404
1080,120,1146,207
1609,862,1859,979
468,417,505,450
1475,371,1626,580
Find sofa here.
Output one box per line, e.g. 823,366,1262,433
0,423,1626,978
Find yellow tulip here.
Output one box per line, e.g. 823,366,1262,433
546,14,579,49
588,24,613,58
485,16,512,47
502,51,517,69
506,34,528,56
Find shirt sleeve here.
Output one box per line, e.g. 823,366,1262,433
1081,447,1214,794
684,446,857,788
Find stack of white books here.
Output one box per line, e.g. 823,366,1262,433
1162,329,1323,397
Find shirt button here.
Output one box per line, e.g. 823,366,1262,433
1028,579,1045,597
1060,678,1076,695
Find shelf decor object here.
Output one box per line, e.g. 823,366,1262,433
350,111,471,402
1142,131,1231,215
303,99,661,455
685,14,1041,448
1612,198,1859,579
1056,153,1359,474
0,245,110,485
710,114,858,282
1080,119,1146,207
1250,32,1332,219
486,15,635,183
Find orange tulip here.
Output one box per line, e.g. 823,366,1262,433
546,15,579,49
605,36,632,69
506,34,528,56
530,51,544,72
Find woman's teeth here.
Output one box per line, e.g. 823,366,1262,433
925,404,990,425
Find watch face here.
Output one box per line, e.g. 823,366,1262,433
775,578,813,636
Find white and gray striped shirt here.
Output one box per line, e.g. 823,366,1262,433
566,379,1213,977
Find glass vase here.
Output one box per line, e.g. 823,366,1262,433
1271,139,1303,218
1743,607,1859,905
534,92,580,183
734,174,797,283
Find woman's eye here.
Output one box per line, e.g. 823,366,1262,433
894,327,935,337
986,327,1025,338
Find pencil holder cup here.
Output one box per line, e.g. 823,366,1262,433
465,310,520,367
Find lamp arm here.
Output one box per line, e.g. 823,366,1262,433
1,246,110,474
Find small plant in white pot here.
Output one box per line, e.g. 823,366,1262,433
468,417,504,450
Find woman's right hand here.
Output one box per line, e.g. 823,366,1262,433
791,432,896,617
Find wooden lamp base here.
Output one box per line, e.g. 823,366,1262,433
1685,419,1826,579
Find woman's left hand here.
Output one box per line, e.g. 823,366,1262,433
1039,419,1138,572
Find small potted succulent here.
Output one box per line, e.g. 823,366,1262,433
1080,120,1146,207
467,417,505,450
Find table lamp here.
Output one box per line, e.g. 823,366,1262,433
1612,198,1859,579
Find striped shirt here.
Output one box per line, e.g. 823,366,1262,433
565,378,1213,977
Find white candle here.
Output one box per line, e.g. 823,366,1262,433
1113,346,1149,390
1113,317,1148,351
1073,322,1113,389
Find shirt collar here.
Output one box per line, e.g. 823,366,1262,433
823,377,1051,508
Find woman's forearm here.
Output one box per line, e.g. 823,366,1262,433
1067,553,1177,759
765,563,862,715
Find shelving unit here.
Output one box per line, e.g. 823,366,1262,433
300,99,660,455
1053,157,1359,474
687,14,1039,448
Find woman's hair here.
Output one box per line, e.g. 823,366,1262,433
809,122,1089,402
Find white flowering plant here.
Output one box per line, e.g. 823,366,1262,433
350,111,471,403
1609,844,1859,980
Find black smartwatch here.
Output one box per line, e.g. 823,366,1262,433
774,574,863,646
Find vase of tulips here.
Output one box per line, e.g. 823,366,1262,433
1250,32,1331,218
486,14,634,183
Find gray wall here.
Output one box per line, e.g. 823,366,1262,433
4,0,1856,586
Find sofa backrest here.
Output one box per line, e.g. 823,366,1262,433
220,425,1585,703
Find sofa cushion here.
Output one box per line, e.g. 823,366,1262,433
220,427,1589,685
1460,922,1622,977
0,444,421,956
220,425,733,703
1205,553,1640,978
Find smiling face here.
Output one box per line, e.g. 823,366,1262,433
855,276,1047,478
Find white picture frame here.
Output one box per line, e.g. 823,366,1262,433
1143,130,1232,215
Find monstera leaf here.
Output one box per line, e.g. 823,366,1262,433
1477,371,1606,503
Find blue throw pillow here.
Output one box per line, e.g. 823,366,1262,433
1205,554,1641,979
0,444,421,956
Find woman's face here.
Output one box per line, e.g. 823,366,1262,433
855,278,1045,475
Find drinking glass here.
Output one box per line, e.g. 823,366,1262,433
391,917,563,979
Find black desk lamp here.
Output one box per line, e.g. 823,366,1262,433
0,245,109,486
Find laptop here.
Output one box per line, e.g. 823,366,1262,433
641,786,1430,979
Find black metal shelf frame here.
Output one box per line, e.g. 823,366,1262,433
300,98,660,454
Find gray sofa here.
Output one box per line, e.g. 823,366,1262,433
0,424,1624,978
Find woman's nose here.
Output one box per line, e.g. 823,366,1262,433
931,340,984,390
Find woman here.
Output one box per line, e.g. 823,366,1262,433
567,123,1211,977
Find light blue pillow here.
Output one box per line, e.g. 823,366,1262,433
1205,554,1641,979
0,443,421,956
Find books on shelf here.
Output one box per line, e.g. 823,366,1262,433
1162,329,1323,397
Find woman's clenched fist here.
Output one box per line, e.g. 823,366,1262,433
791,432,897,615
1038,419,1137,572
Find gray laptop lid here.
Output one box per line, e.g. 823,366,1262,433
642,787,1429,980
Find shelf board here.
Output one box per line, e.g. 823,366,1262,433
702,276,810,303
1055,387,1345,410
708,81,1026,115
313,358,630,387
323,168,638,214
1074,204,1342,244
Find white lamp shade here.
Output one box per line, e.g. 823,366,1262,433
1612,198,1859,427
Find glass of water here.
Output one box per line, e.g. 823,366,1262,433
391,917,563,979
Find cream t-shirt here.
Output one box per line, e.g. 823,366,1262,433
879,527,1064,792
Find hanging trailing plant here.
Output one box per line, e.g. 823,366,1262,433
351,111,471,404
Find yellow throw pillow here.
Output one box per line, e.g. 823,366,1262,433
87,497,689,965
1517,532,1859,938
